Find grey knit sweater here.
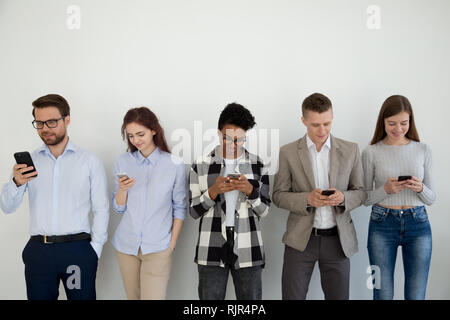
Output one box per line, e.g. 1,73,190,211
361,140,435,206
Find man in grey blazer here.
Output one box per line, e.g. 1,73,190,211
273,93,365,300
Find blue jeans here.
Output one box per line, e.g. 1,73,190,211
367,205,432,300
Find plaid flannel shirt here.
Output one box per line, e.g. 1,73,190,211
189,146,271,269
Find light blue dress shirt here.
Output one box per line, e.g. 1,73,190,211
0,139,110,258
112,147,188,256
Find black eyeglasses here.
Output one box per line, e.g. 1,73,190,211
222,134,246,145
32,116,66,129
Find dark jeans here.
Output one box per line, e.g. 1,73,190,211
367,205,432,300
197,264,262,300
22,238,98,300
198,226,262,300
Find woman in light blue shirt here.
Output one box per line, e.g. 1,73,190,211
112,107,187,300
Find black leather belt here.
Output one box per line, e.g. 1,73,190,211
30,232,91,244
311,227,338,237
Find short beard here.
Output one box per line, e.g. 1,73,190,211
41,133,66,146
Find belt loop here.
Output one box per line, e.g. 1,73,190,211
314,228,318,236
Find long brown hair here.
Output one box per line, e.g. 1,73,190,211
121,107,170,153
370,95,420,145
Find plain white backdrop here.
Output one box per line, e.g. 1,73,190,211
1,0,449,299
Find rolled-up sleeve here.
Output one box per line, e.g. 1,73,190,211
112,160,127,214
172,162,188,221
189,163,216,219
247,161,271,218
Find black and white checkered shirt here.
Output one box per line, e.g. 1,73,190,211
189,146,271,269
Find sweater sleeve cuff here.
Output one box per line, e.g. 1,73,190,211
365,185,389,206
417,184,436,205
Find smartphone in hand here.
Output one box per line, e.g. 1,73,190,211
116,172,129,180
321,189,335,196
14,152,37,177
398,175,412,182
227,173,240,182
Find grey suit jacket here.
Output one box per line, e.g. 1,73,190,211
272,134,366,258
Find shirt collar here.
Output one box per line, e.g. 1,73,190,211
306,134,331,152
134,147,161,165
38,137,78,156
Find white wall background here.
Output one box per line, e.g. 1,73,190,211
0,0,449,299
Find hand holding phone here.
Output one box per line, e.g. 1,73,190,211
403,176,423,193
398,175,412,182
321,189,335,196
208,176,236,200
226,173,240,182
308,188,331,208
116,173,135,192
116,172,129,180
13,152,38,186
384,177,407,194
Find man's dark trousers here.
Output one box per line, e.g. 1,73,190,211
22,238,98,300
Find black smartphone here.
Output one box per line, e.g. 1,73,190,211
398,175,412,182
321,190,335,196
14,152,38,177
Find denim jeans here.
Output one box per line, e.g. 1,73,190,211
198,264,262,300
367,205,432,300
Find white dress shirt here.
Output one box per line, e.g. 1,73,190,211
306,134,337,229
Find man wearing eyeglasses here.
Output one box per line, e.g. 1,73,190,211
0,94,109,300
189,103,271,300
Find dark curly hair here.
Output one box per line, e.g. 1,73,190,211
218,103,256,131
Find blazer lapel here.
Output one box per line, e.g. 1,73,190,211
329,135,342,188
297,136,316,189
